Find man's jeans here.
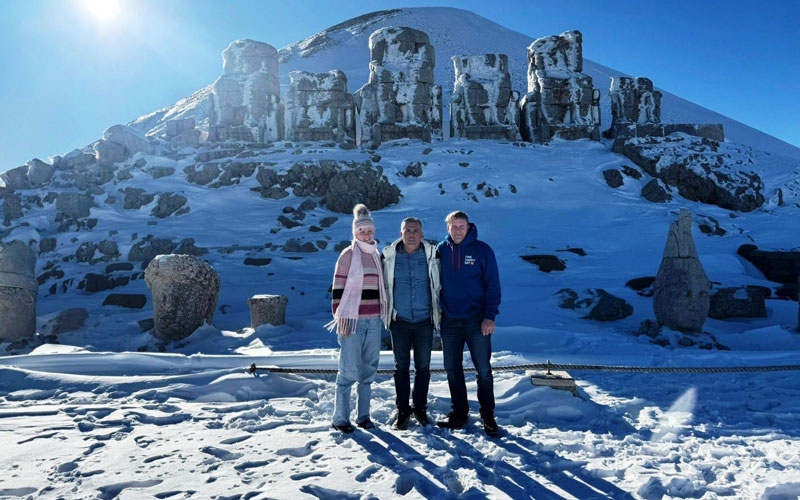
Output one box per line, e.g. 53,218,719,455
332,317,381,426
440,313,495,418
390,318,433,412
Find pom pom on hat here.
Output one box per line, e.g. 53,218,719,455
352,203,375,233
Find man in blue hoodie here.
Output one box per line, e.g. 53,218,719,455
436,210,501,436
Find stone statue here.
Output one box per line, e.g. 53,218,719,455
652,209,711,333
208,39,284,143
449,54,520,141
519,30,600,143
0,240,38,341
609,76,662,126
285,70,356,143
144,254,220,342
354,27,442,147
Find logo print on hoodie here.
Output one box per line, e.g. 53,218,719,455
464,255,476,266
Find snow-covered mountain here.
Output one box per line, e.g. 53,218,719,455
130,7,800,161
3,8,800,499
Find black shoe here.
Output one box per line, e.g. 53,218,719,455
357,419,375,429
482,414,499,437
436,412,468,429
413,407,429,426
332,423,355,434
394,409,412,430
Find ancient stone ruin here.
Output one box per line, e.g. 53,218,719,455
450,54,520,141
249,294,289,327
606,76,724,142
144,254,220,341
0,241,38,341
519,30,601,143
209,39,284,143
652,209,711,333
354,26,443,148
285,70,356,143
165,118,201,147
610,77,662,127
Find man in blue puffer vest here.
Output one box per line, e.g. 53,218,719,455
382,217,441,430
435,210,501,437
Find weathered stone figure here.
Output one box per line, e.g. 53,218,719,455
450,54,520,141
144,254,220,341
610,77,662,126
165,118,200,147
652,209,711,333
209,39,284,143
285,70,356,143
354,26,443,147
0,241,38,341
519,30,600,143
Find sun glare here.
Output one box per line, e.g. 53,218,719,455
81,0,122,21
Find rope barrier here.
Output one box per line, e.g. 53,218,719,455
247,361,800,376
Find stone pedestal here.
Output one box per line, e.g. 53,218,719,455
249,294,288,327
0,241,38,341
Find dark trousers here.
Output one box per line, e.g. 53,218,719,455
390,318,434,411
440,313,495,418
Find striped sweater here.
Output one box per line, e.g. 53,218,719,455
331,247,383,318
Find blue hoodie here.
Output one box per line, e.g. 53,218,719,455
437,222,501,321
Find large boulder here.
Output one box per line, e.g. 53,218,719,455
102,124,155,155
0,241,38,341
652,209,711,333
144,254,220,341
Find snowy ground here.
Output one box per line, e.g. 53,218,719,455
2,133,800,499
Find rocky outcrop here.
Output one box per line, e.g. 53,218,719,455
252,160,400,213
708,285,769,319
0,241,38,341
613,134,764,212
519,30,600,143
737,244,800,299
354,27,442,147
450,54,520,141
556,288,633,322
209,39,284,143
285,70,356,143
652,209,711,333
144,254,220,341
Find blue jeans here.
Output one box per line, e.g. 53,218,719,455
441,313,495,418
332,317,381,426
390,318,433,412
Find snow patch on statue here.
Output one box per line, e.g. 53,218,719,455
450,54,520,141
285,70,356,143
209,39,284,143
520,30,600,143
354,27,442,147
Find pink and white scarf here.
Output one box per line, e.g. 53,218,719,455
326,239,389,336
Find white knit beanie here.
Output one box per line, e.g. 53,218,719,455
352,203,374,234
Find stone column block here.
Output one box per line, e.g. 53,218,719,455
249,294,288,327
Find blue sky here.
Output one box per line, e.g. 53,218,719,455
1,0,798,171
